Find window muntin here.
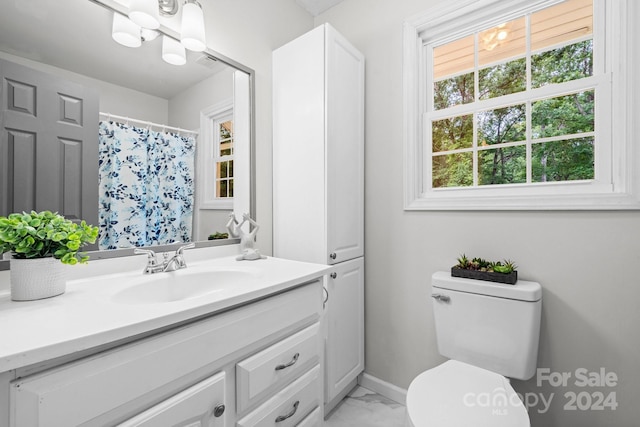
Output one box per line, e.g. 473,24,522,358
428,0,596,190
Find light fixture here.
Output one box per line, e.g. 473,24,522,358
481,23,511,51
162,35,187,65
496,23,510,41
141,28,160,42
109,0,206,65
158,0,179,16
181,0,206,52
129,0,160,29
112,12,142,48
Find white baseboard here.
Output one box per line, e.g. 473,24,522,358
358,373,408,406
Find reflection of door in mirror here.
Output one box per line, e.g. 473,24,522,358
0,59,99,224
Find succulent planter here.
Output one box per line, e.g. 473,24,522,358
451,266,518,285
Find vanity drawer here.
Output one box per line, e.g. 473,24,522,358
295,406,321,427
236,365,320,427
117,371,226,426
236,323,320,412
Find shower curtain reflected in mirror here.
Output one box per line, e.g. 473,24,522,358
98,121,195,250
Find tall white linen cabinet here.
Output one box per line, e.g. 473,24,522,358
272,23,365,416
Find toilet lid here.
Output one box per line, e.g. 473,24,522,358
406,360,530,427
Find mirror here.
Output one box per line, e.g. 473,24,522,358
0,0,255,256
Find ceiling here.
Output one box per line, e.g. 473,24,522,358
296,0,346,16
433,0,593,79
0,0,228,99
0,0,345,99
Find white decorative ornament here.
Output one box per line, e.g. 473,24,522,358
226,213,266,261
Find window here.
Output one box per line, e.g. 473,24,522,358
200,100,234,209
214,115,234,199
403,0,640,210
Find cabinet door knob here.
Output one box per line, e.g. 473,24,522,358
213,404,225,417
275,400,299,422
329,252,337,260
275,352,300,371
330,272,337,279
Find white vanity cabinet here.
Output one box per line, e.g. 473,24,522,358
4,281,324,427
273,23,365,415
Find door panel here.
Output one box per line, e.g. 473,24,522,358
325,257,365,401
325,26,365,264
0,58,98,223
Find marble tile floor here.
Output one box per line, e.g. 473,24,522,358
324,386,407,427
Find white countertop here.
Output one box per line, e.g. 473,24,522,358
0,247,329,372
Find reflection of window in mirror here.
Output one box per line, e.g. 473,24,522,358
200,100,234,209
215,116,234,199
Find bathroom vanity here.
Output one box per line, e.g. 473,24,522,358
0,247,329,426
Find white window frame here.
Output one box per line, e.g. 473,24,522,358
403,0,640,210
199,100,234,210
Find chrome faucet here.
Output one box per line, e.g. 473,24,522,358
162,243,195,272
134,243,196,274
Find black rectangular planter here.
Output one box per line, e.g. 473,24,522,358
451,266,518,285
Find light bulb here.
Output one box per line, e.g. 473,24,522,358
181,1,206,52
129,0,160,29
112,13,141,48
162,36,186,65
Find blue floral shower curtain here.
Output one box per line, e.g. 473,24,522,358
98,121,196,250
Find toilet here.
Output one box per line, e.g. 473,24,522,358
406,271,542,427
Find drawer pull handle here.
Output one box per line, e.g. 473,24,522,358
275,352,300,371
213,404,225,417
275,400,299,422
323,287,329,309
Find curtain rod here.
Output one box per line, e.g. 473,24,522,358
99,112,199,136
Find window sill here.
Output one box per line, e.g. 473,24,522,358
405,188,640,211
200,200,234,210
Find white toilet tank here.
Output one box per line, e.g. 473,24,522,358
431,271,542,380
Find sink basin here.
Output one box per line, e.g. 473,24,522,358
112,267,261,304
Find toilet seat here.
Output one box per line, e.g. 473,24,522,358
406,360,530,427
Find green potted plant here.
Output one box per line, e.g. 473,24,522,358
207,232,229,240
0,211,99,301
451,254,518,285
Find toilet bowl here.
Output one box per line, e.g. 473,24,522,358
405,272,542,427
406,360,529,427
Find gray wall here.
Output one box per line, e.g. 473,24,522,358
313,1,640,426
200,0,315,255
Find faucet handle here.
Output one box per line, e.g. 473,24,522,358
176,242,196,255
134,248,158,264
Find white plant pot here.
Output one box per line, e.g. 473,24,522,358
10,257,67,301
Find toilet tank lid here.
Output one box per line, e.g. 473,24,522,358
432,271,541,301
